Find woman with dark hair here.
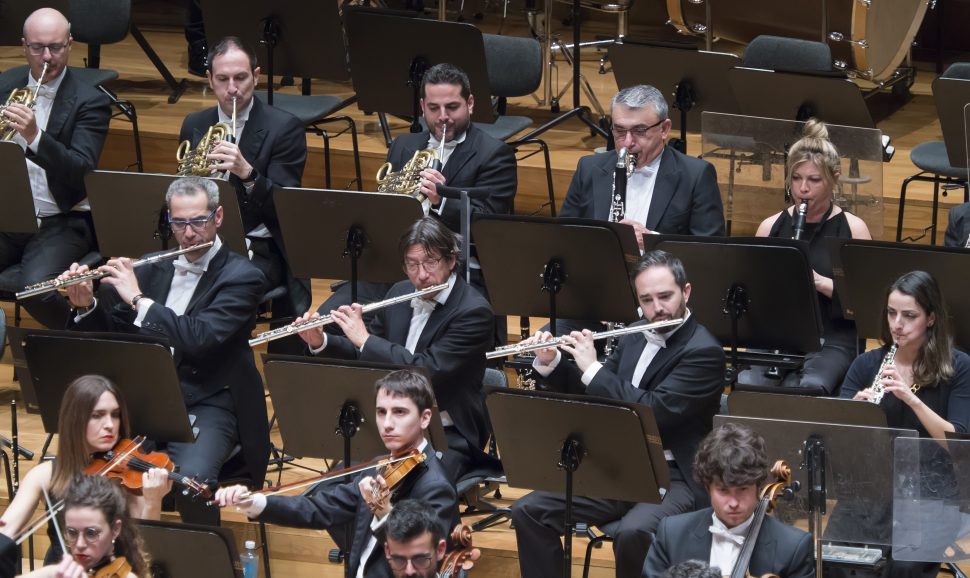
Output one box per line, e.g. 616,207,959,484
756,118,872,395
1,376,170,563
840,271,970,440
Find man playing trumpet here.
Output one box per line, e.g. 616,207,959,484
0,7,111,329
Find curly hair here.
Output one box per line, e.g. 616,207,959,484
693,422,769,489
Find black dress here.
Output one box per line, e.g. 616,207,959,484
769,208,857,395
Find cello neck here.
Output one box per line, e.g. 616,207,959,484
729,498,769,578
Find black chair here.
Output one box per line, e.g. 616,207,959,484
742,35,834,73
896,62,970,245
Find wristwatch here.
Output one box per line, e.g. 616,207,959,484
130,293,146,309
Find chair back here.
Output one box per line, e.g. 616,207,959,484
742,35,832,73
69,0,131,45
483,34,542,98
932,62,970,169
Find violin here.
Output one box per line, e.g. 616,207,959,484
439,524,481,578
729,460,799,578
366,450,428,515
92,556,131,578
85,436,211,499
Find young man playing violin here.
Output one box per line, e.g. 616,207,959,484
642,423,814,578
214,370,457,578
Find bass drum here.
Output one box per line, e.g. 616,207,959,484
665,0,929,81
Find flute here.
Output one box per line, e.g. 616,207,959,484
16,242,215,300
486,318,683,359
249,283,449,347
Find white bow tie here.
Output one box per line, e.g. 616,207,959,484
428,136,460,151
644,330,667,348
411,298,437,316
173,260,204,276
709,526,745,546
34,85,55,100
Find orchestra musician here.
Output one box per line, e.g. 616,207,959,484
943,202,970,248
61,176,270,525
295,216,495,481
213,370,457,578
510,250,725,578
756,118,871,395
559,84,725,249
179,36,310,315
642,423,814,578
0,7,111,329
383,499,448,578
0,375,170,566
14,475,150,578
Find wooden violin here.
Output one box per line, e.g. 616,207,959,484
92,556,131,578
729,460,799,578
366,449,428,515
85,436,211,499
439,524,481,578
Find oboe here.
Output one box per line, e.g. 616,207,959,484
792,200,809,240
486,318,683,359
249,283,449,347
863,344,896,404
16,242,215,300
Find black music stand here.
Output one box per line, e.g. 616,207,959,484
138,519,242,578
23,331,195,446
644,236,823,389
274,187,423,302
729,67,874,128
0,142,39,235
831,239,970,351
472,215,640,335
84,171,248,257
261,356,446,577
343,9,496,145
610,44,741,153
486,387,668,578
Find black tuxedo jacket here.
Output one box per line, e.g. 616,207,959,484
70,242,271,483
0,67,111,212
559,146,725,236
642,507,815,578
945,202,970,248
543,316,724,502
179,97,306,242
257,446,457,578
387,123,516,233
320,276,494,452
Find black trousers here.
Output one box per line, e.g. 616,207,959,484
0,212,96,328
511,465,695,578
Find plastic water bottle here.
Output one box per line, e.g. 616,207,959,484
240,540,259,578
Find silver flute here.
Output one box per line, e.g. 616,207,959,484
486,318,683,359
16,241,215,300
249,283,449,347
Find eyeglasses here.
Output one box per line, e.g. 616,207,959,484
169,208,217,232
611,118,665,139
403,257,444,274
387,553,434,571
65,526,104,545
26,42,69,56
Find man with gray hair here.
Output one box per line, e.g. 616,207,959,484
560,84,724,249
61,176,270,525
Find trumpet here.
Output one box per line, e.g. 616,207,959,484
486,318,683,359
249,283,449,347
0,62,48,141
16,242,215,300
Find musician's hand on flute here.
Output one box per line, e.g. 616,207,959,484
332,304,369,349
293,311,325,349
98,257,142,306
4,102,39,143
559,330,598,373
60,263,94,308
419,168,445,206
207,140,253,180
522,331,559,365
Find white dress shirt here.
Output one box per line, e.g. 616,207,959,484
423,130,467,216
623,152,663,227
709,510,754,576
133,236,223,327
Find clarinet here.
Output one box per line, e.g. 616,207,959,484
792,200,809,240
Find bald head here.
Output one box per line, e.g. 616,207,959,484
22,8,72,83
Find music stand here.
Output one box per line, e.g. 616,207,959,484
486,387,668,578
23,330,195,444
645,236,823,387
0,142,39,234
610,44,740,153
831,239,970,351
472,215,640,335
729,67,874,128
139,519,241,578
84,171,248,257
274,187,423,302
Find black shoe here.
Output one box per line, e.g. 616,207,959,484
188,42,208,78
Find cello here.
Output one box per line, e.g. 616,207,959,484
729,460,799,578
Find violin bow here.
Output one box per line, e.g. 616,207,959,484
42,487,68,555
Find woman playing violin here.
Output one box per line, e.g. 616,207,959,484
17,475,150,578
213,370,457,578
1,375,171,563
